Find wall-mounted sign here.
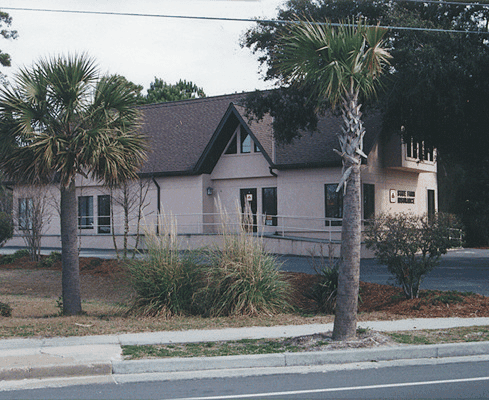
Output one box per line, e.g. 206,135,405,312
390,189,396,203
246,194,253,202
397,190,415,204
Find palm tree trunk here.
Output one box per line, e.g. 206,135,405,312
332,92,363,340
60,181,82,315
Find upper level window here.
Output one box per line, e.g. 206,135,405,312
225,126,259,155
405,138,434,162
240,130,252,153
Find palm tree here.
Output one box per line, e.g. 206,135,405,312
276,19,391,340
0,54,147,315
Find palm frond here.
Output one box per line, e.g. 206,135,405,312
276,17,391,107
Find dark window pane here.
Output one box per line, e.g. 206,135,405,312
325,184,342,226
78,196,93,229
225,134,237,154
98,195,111,234
262,187,277,226
363,184,375,220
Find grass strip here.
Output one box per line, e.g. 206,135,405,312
122,326,489,360
122,338,302,359
387,325,489,345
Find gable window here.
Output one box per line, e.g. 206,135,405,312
78,196,93,229
97,195,111,234
262,187,277,226
224,126,259,155
18,198,33,230
325,184,343,226
225,134,237,154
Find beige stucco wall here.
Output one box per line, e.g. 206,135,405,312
5,134,438,256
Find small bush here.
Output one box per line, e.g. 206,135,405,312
37,251,62,269
365,212,460,299
0,212,13,247
196,205,291,317
0,301,12,317
125,215,200,317
305,245,339,314
0,249,30,265
307,265,339,314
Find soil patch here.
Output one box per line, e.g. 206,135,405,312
2,255,489,319
0,255,489,339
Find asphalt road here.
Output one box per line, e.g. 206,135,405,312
279,248,489,296
2,358,489,399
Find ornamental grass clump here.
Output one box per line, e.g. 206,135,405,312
197,202,291,317
306,245,340,314
125,214,200,318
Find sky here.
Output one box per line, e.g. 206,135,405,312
0,0,286,96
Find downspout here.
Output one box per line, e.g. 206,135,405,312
152,176,161,235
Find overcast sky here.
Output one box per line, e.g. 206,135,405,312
0,0,286,96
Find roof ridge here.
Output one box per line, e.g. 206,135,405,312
137,92,249,110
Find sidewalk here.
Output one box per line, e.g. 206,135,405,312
1,317,489,388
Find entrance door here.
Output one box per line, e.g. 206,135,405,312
427,189,435,220
240,188,257,232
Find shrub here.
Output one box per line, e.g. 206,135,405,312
196,205,291,317
306,245,339,314
0,301,12,317
0,249,30,265
125,215,200,317
365,212,460,299
0,212,13,247
37,251,62,269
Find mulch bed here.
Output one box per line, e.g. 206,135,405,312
2,255,489,319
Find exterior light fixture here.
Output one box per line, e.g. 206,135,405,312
206,187,213,196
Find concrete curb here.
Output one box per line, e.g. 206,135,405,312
112,341,489,375
0,362,112,381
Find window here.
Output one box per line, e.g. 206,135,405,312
224,134,237,154
224,126,259,155
78,196,94,229
97,195,111,234
363,184,375,220
18,198,33,230
325,184,342,226
406,138,434,162
397,190,415,204
262,187,277,226
240,131,252,153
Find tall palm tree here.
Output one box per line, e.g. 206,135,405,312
0,54,147,315
276,19,391,340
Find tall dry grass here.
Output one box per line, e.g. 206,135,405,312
196,201,291,317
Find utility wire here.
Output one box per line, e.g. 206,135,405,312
1,5,488,35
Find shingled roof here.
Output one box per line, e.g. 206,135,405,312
138,92,381,177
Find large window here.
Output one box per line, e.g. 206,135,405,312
325,184,342,226
262,187,277,226
18,198,33,230
97,195,111,234
78,196,94,229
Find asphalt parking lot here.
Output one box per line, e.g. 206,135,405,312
279,248,489,296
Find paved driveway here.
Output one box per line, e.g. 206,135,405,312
279,249,489,296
